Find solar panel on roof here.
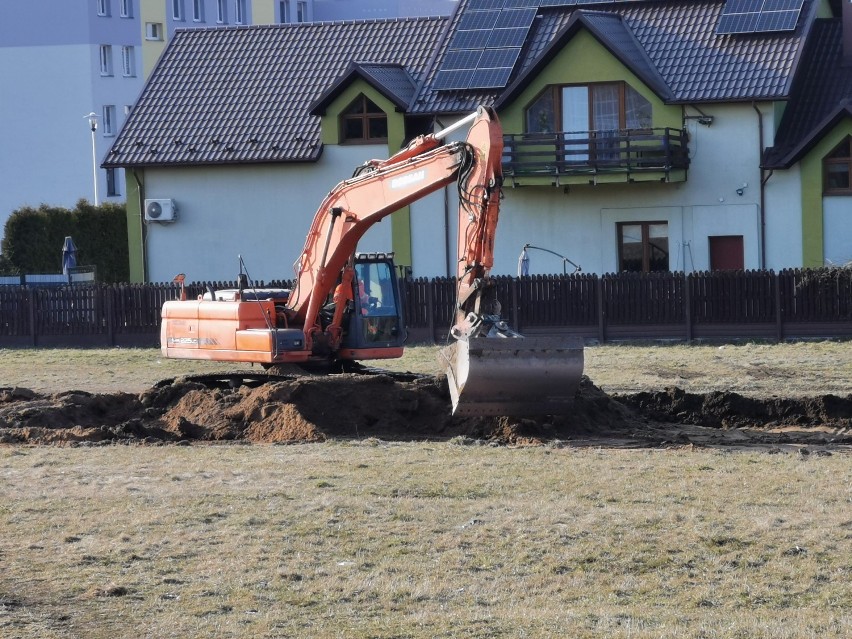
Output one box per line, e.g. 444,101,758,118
434,1,539,90
504,0,542,7
459,9,501,30
486,27,529,47
538,0,665,5
442,49,484,69
495,7,537,27
763,0,802,10
754,8,800,31
715,0,804,35
451,29,493,49
467,0,505,9
479,47,522,68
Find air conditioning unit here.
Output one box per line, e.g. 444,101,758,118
144,198,177,222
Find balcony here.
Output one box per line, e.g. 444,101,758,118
502,128,689,186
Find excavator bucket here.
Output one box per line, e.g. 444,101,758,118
444,336,585,416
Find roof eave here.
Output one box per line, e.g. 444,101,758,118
102,146,325,170
764,101,852,169
309,63,411,116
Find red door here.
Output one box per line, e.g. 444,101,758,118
709,235,744,270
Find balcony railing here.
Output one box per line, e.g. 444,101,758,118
502,127,689,180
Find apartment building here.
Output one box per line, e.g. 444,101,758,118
0,0,456,242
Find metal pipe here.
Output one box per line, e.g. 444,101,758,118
319,207,343,269
434,108,481,141
89,122,99,206
753,103,766,269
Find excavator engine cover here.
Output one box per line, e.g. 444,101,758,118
444,336,584,416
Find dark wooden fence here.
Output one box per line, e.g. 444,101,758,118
2,270,851,347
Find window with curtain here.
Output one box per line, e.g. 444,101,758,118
525,82,653,133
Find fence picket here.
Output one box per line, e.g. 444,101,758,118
1,268,851,346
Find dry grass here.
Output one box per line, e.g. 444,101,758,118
3,339,851,396
2,341,851,637
1,444,850,638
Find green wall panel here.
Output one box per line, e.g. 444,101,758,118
498,30,681,135
319,82,411,266
800,119,852,267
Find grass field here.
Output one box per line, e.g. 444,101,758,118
1,341,851,638
3,339,852,396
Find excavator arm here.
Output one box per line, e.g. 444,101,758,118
161,107,584,416
287,107,503,354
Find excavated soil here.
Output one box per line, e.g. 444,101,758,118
1,375,851,452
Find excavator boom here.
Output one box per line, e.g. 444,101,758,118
161,107,584,415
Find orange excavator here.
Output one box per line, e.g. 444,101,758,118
161,107,584,415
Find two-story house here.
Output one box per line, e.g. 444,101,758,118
104,0,852,281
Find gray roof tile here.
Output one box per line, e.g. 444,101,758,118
765,19,852,168
310,62,418,115
105,18,447,168
411,0,818,114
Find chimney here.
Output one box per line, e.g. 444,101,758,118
845,0,852,66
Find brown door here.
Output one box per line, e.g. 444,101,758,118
709,235,744,270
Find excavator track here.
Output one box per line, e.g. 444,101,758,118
154,364,428,390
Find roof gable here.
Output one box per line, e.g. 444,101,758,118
309,62,418,115
765,19,852,168
105,18,447,168
495,10,673,110
411,0,820,114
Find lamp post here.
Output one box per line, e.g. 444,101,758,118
85,112,99,206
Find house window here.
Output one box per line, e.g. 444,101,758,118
172,0,184,20
121,46,135,77
102,105,116,136
235,0,246,23
99,45,113,76
106,168,120,197
618,222,669,272
341,95,388,143
296,1,307,22
97,0,110,16
120,0,132,18
824,137,852,195
279,0,289,22
217,0,227,23
526,82,653,134
193,0,204,21
145,22,163,40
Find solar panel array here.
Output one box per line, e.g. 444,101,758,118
433,0,673,91
716,0,804,35
433,0,541,90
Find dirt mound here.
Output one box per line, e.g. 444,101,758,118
1,375,851,451
617,387,852,430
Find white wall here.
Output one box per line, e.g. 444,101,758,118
761,165,803,270
0,45,94,227
141,102,813,280
142,143,391,282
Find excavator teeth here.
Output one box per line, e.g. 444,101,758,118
443,336,585,417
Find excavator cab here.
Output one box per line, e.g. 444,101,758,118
338,253,406,359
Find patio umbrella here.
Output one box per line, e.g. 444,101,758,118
62,236,78,276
